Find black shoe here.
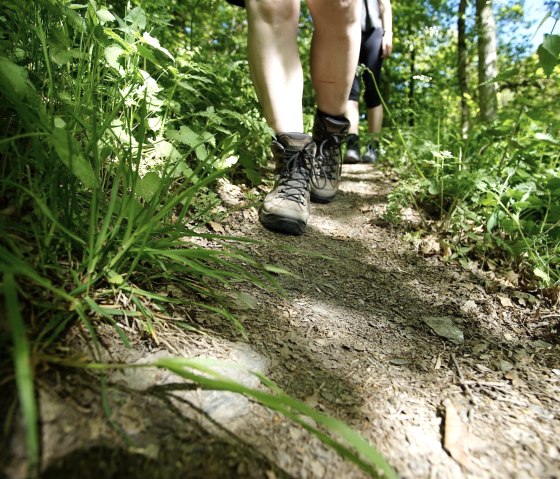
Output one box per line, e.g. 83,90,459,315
310,113,350,203
362,141,379,163
259,133,316,235
343,134,361,164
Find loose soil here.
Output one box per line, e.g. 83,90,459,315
5,163,560,479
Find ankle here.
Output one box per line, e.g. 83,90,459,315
347,134,360,148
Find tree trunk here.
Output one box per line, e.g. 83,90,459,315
458,0,470,135
476,0,498,123
409,44,415,127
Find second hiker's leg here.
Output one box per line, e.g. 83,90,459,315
308,0,361,116
307,0,360,202
344,99,361,164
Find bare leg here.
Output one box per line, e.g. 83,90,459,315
345,99,360,135
307,0,361,116
246,0,303,132
367,104,383,137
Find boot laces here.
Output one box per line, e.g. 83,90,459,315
312,133,343,187
275,144,314,205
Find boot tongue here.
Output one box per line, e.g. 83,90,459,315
276,132,313,149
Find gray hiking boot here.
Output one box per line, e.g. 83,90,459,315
259,133,315,235
344,133,361,164
362,141,380,163
310,113,350,203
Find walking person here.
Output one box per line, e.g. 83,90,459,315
344,0,393,164
226,0,361,235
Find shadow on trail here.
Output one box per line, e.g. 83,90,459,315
36,373,296,479
215,165,557,428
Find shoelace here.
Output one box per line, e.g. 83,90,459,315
312,134,343,188
276,144,314,205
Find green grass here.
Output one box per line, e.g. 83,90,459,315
378,64,560,290
0,1,396,477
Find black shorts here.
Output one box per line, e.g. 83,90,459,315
349,28,384,109
226,0,245,6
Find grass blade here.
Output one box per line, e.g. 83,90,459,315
3,273,39,477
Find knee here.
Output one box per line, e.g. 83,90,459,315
247,0,299,26
310,0,360,29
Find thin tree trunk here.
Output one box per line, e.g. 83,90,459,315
409,44,415,127
476,0,498,122
458,0,470,135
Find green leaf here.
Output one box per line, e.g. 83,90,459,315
542,33,560,57
96,9,115,24
136,171,161,201
51,127,98,189
480,193,497,207
141,32,173,60
487,212,497,232
195,144,208,161
428,179,439,195
167,126,201,148
0,56,36,100
107,271,125,285
51,48,83,65
501,218,518,234
104,45,124,71
535,132,560,146
136,45,159,66
537,34,560,76
534,268,550,282
124,6,146,31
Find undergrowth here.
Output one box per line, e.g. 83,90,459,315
0,1,396,478
382,26,560,295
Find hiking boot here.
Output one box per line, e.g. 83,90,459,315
259,133,315,235
343,133,361,164
362,141,379,163
310,113,350,203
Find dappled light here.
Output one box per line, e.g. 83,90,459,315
1,0,558,478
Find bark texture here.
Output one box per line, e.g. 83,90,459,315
476,0,498,122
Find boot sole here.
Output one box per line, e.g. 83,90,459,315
310,192,336,204
344,153,361,164
259,211,306,235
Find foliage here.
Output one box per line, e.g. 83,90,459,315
0,1,394,476
383,2,560,289
0,0,270,471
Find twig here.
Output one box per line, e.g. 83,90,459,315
450,354,473,399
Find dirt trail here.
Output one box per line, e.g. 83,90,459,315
6,164,560,479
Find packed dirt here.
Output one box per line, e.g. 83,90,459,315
5,163,560,478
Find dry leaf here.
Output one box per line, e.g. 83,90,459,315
461,300,478,315
208,221,225,234
497,295,514,308
421,236,441,255
443,399,471,469
495,359,514,373
424,317,464,344
503,270,519,285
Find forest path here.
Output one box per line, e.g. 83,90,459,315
11,164,559,479
210,162,559,478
